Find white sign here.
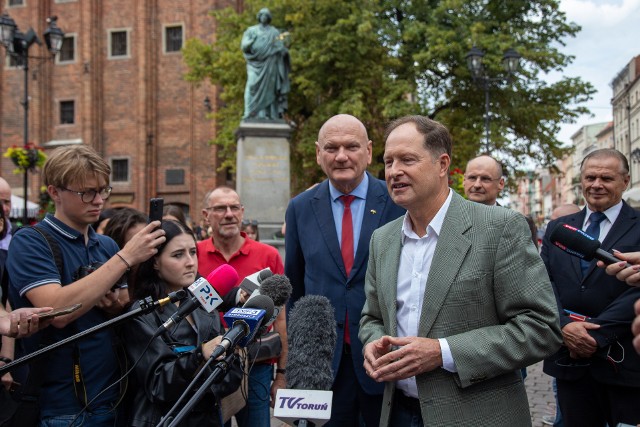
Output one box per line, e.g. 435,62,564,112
274,389,333,427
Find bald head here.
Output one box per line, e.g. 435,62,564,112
0,177,11,218
463,155,505,206
316,114,372,194
317,114,369,142
550,204,580,221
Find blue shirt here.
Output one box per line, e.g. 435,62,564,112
328,173,369,256
7,214,121,417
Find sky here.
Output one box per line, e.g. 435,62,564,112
553,0,640,145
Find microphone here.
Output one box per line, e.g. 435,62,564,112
274,295,336,427
155,264,238,336
246,274,292,331
239,267,273,294
211,294,275,359
549,222,632,266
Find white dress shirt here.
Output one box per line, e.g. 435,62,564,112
396,189,456,398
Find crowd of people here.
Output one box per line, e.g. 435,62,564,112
0,113,639,427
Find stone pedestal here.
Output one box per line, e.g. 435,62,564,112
235,121,292,248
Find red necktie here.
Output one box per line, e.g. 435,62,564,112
340,195,355,345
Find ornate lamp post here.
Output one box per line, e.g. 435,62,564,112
466,46,521,152
0,13,63,224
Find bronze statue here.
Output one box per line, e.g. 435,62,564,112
241,8,290,121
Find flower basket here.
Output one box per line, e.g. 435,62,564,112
3,142,47,174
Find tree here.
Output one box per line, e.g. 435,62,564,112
183,0,594,193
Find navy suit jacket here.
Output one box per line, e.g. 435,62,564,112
541,202,640,387
285,173,405,392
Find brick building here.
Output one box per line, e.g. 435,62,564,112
0,0,241,222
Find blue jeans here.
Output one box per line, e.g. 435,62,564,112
234,363,272,427
40,406,120,427
552,378,564,427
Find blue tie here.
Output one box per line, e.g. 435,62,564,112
580,211,607,276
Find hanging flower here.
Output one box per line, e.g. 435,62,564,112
3,142,47,174
449,167,466,197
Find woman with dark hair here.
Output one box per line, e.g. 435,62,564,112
119,220,239,427
102,208,149,303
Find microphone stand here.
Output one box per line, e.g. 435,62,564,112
159,351,238,427
0,292,185,376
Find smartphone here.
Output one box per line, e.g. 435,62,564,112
149,198,164,225
38,303,82,320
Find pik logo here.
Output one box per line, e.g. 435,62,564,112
197,284,220,305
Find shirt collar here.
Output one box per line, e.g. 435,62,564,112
328,173,369,201
402,189,453,242
583,200,622,227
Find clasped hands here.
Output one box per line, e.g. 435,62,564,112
561,321,600,359
363,335,442,382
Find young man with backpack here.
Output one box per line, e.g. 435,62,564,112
6,145,165,426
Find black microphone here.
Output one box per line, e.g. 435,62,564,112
246,274,293,333
154,264,238,337
239,267,273,294
286,295,336,390
210,294,275,359
549,222,632,266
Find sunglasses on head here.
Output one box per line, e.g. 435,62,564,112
242,219,258,226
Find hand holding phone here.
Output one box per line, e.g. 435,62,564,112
38,303,82,320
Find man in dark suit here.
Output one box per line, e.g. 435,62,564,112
541,148,640,427
463,155,505,206
285,114,405,427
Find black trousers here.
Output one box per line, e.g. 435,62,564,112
324,345,383,427
557,376,640,427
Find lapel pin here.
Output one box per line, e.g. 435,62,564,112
370,209,377,214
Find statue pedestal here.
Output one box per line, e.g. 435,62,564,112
235,121,293,248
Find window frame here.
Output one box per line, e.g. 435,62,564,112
110,157,130,183
107,28,131,59
56,33,76,64
59,100,76,125
163,23,184,54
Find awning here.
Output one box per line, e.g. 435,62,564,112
9,194,40,219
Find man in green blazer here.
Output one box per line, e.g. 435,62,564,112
359,115,562,427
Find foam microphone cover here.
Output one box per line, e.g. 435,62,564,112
549,222,600,261
259,274,293,307
206,264,239,296
244,293,275,324
287,295,336,391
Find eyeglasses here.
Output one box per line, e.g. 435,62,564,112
205,204,243,214
242,219,258,226
60,186,113,203
464,175,502,184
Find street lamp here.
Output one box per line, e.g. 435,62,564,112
466,46,521,152
0,13,63,225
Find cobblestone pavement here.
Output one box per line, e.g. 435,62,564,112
525,360,557,427
257,360,555,426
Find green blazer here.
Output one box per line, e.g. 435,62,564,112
359,192,562,427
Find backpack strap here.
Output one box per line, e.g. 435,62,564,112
29,225,64,279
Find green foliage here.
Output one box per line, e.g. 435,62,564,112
182,0,595,193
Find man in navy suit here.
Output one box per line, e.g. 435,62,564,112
541,148,640,427
285,114,405,427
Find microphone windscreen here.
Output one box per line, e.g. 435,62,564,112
287,295,336,391
244,294,275,325
258,269,273,282
259,275,292,308
549,222,600,261
206,264,239,296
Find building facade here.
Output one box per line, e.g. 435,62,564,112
1,0,241,221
